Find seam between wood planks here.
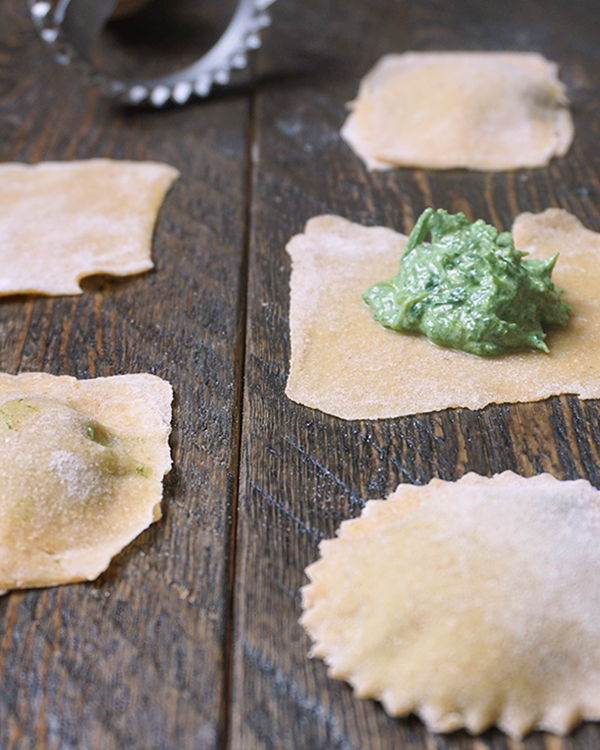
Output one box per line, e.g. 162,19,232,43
8,297,35,373
219,90,257,750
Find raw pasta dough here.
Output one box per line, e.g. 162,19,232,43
341,52,573,171
301,471,600,738
286,209,600,419
0,159,179,295
0,372,172,593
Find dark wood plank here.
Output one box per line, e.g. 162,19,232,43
233,1,600,749
0,3,250,748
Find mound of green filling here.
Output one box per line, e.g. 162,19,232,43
363,208,571,356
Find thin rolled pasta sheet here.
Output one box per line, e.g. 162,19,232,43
0,159,179,295
286,209,600,419
341,52,573,171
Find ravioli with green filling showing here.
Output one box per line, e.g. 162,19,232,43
0,372,172,593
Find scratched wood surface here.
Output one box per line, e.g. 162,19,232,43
233,1,600,750
2,0,600,748
0,2,250,749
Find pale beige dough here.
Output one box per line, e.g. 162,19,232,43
0,372,172,593
0,159,179,295
341,52,573,171
286,209,600,420
301,471,600,738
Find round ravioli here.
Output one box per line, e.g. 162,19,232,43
301,472,600,738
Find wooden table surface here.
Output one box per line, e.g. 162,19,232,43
2,0,600,748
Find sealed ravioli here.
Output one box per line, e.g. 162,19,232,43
286,209,600,419
0,159,179,296
0,372,172,593
341,52,573,171
301,472,600,738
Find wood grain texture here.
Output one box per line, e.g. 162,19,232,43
233,1,600,749
0,2,250,748
3,0,600,748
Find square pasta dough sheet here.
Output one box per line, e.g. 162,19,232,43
0,159,179,296
285,210,600,420
341,52,573,171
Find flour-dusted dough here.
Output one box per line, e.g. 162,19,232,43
301,472,600,738
0,372,172,593
341,52,574,171
0,159,179,295
285,210,600,419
